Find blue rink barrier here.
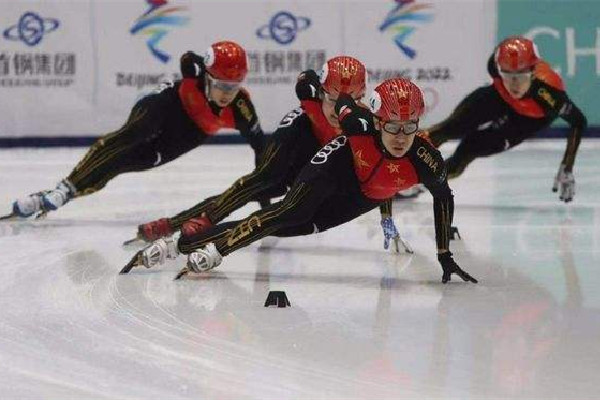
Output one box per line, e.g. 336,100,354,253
0,127,598,148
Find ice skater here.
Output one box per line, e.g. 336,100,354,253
425,36,587,203
5,41,265,219
123,78,477,284
128,56,411,254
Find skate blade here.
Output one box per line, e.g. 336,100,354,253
1,209,49,222
395,236,414,254
119,251,143,275
391,238,413,254
34,211,48,220
0,213,18,221
450,226,461,240
174,267,191,280
403,246,415,254
122,236,146,248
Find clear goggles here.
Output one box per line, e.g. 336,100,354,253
380,119,419,136
207,74,242,93
498,69,533,84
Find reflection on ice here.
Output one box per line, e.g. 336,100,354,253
0,143,599,399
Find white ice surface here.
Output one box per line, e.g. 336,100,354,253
0,142,599,399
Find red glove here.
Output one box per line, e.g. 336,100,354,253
181,216,213,238
137,218,174,242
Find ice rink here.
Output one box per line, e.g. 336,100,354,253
1,141,599,399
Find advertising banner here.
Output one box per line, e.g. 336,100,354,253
344,0,496,126
1,0,502,139
93,0,342,133
0,1,95,137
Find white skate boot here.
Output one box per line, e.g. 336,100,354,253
10,179,75,218
187,243,223,273
12,192,44,218
41,180,75,211
141,236,179,268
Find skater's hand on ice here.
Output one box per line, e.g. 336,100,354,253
552,163,575,203
381,217,400,251
437,251,477,284
381,217,414,254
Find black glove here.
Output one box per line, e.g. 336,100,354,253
180,51,205,79
295,70,321,101
335,93,377,135
437,251,478,284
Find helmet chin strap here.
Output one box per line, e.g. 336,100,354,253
204,76,211,100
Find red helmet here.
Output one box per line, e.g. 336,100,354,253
203,40,248,82
368,78,425,121
495,36,539,72
320,56,367,98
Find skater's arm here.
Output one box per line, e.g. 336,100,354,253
427,174,477,283
532,64,587,171
379,200,392,219
558,97,587,171
232,89,266,159
408,137,453,253
431,188,454,253
418,158,476,283
550,96,585,202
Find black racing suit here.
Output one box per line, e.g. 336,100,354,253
168,105,336,230
428,55,587,178
66,78,264,196
178,134,454,258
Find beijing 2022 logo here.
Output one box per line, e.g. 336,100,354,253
379,0,434,59
130,0,190,63
3,11,60,47
256,11,311,45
